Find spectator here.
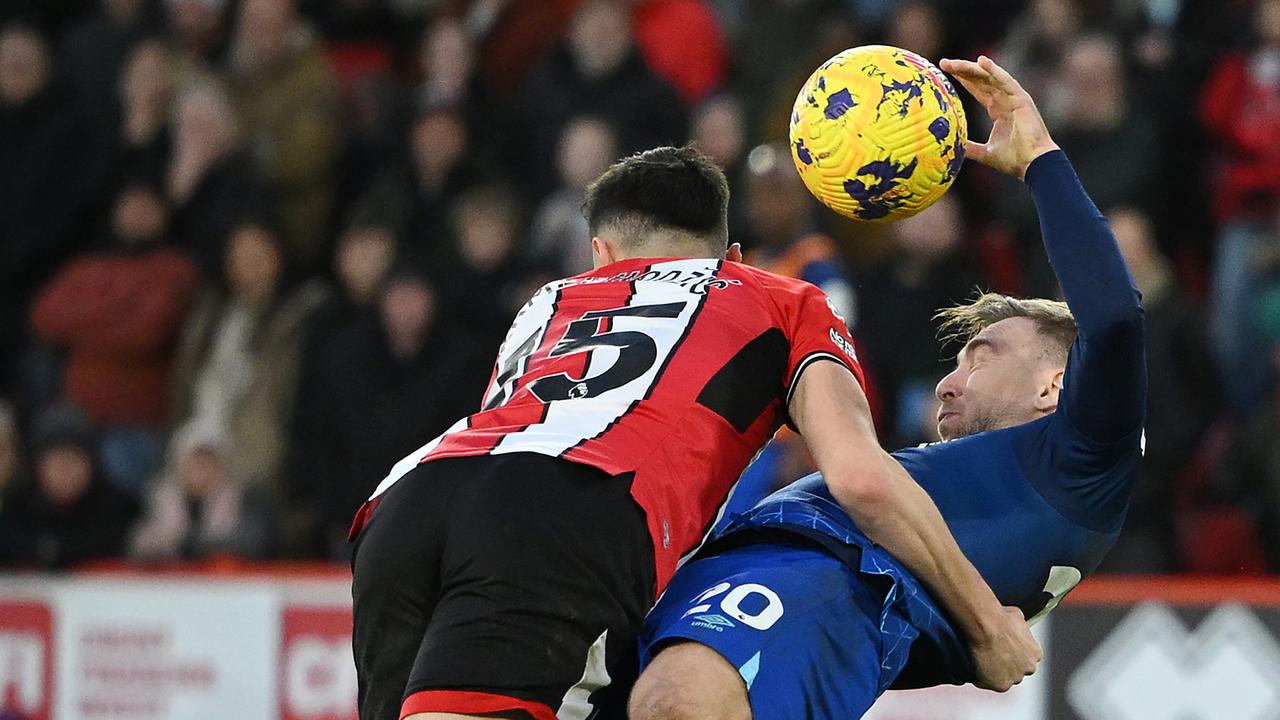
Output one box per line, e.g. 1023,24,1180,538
0,403,138,569
165,0,229,68
331,220,398,320
530,115,619,276
226,0,340,271
740,143,856,325
690,92,749,242
0,24,93,397
113,39,175,183
297,219,399,366
412,16,477,113
169,220,329,506
167,79,267,278
691,93,745,173
631,0,728,104
285,218,397,555
30,181,198,493
885,0,947,61
1051,35,1160,210
442,184,534,351
998,0,1083,107
289,268,490,557
407,16,513,175
520,0,687,197
130,419,271,561
1201,0,1280,415
997,33,1159,295
1098,207,1221,573
375,105,478,255
60,0,155,132
857,195,982,448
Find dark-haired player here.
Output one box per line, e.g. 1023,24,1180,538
632,57,1145,720
349,146,1040,720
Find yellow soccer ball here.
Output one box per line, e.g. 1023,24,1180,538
789,45,967,222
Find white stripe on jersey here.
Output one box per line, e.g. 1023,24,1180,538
366,416,469,500
489,258,715,457
483,279,563,410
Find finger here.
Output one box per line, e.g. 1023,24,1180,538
977,55,1027,100
963,140,990,165
940,60,1012,113
972,58,1020,113
941,59,996,89
940,57,983,76
946,70,997,107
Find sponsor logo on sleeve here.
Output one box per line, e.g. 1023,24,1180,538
830,327,858,362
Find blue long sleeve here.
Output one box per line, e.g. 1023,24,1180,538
1025,150,1147,443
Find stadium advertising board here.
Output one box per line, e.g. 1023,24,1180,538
0,600,54,720
281,606,358,720
52,582,278,719
1,574,1278,719
1054,602,1280,719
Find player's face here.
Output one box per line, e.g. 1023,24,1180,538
935,317,1062,440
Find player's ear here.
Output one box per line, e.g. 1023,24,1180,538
1034,368,1064,413
591,237,615,269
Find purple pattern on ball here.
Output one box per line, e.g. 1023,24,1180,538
843,157,920,219
943,139,965,182
794,138,814,165
929,116,951,142
824,88,856,119
877,80,924,118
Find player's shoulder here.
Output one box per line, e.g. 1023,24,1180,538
723,261,828,301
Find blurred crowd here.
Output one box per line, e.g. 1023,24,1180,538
0,0,1275,574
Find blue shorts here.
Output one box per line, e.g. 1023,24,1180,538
639,539,920,720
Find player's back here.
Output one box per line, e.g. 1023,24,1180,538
360,256,863,589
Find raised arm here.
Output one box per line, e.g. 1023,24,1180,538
791,361,1042,691
941,56,1146,443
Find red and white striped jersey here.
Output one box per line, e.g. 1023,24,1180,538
356,257,863,590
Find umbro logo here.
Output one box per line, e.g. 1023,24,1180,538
689,614,736,632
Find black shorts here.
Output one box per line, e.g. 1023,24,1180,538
351,452,656,720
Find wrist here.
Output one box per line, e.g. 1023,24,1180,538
1020,143,1063,180
951,576,1008,644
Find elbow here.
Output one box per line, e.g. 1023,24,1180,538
825,461,895,519
1100,301,1145,344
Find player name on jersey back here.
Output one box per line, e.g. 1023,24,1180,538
362,256,864,589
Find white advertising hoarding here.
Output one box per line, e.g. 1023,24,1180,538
52,581,280,720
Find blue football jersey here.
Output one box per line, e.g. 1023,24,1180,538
718,407,1141,685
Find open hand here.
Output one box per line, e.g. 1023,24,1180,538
939,56,1059,180
969,605,1044,692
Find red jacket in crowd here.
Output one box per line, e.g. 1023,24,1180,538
1200,51,1280,221
31,247,198,428
633,0,728,104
